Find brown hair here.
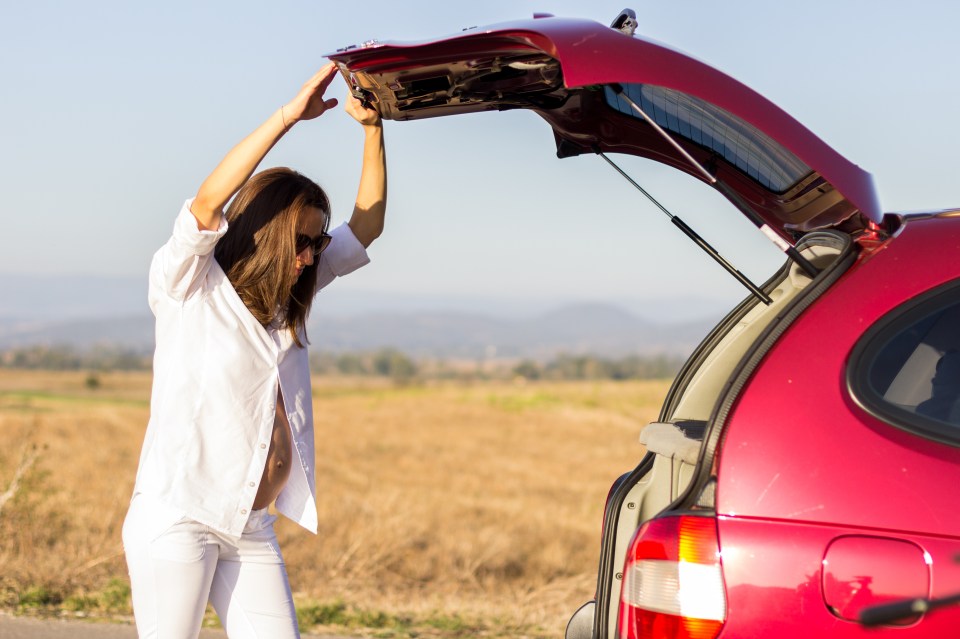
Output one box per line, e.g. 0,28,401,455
214,167,330,347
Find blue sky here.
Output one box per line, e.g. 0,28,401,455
2,1,958,317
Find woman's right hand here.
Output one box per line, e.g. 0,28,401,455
344,92,382,128
282,63,340,126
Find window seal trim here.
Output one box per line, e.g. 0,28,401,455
846,279,960,447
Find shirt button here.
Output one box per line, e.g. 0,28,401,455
248,482,256,487
260,443,267,449
240,508,248,514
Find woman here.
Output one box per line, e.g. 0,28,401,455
121,63,386,639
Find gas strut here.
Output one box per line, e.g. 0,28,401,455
596,149,773,305
606,83,820,284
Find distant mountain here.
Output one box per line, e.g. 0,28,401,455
308,303,710,359
0,303,714,360
0,273,726,359
0,273,734,322
0,315,155,352
0,273,148,319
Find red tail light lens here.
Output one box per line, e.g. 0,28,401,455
617,515,726,639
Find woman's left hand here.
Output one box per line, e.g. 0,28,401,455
344,93,382,127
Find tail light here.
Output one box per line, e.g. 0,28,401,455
617,515,726,639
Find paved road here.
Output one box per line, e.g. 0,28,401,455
0,613,348,638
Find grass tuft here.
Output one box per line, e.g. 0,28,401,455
295,599,499,638
18,585,61,609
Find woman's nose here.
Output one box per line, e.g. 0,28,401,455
298,247,315,266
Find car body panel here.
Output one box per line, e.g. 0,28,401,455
717,517,960,637
328,15,881,238
717,216,960,534
714,216,960,634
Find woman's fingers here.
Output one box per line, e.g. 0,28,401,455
344,94,381,125
287,64,341,122
301,64,338,100
314,63,339,92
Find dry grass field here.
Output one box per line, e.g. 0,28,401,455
0,369,667,638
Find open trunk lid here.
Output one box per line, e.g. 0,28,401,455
328,13,881,238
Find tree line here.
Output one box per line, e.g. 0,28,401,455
0,344,684,382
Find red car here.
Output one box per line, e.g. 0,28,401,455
329,9,960,638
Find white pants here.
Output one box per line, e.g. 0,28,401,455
122,493,300,639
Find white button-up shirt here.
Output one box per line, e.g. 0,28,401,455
132,199,369,536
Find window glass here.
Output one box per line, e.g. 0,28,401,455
604,84,811,193
850,284,960,444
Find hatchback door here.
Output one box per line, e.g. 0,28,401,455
328,13,882,240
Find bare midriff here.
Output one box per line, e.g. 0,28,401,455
252,388,293,510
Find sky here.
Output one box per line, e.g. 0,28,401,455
2,0,959,319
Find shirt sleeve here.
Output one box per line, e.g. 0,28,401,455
149,198,229,307
315,222,371,291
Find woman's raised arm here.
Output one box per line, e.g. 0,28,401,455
189,64,341,231
344,94,387,248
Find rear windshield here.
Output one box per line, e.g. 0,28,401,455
848,282,960,446
604,84,810,193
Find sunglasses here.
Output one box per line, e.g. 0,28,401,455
296,232,332,257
